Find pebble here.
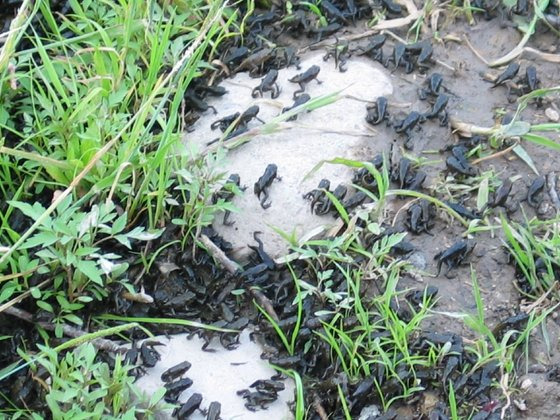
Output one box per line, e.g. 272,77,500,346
407,251,427,270
545,107,559,122
514,399,528,411
359,405,380,419
521,377,533,390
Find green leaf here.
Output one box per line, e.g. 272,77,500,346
300,1,323,17
21,231,59,250
523,133,560,151
56,194,73,217
30,287,41,299
55,294,70,308
8,201,47,221
54,323,63,339
36,249,58,260
513,144,539,175
367,223,381,235
501,216,529,266
45,395,63,419
52,219,75,237
108,85,129,107
303,157,366,182
76,260,103,285
75,246,100,257
114,234,131,249
0,285,16,303
323,189,349,223
149,386,167,407
503,121,531,136
385,232,406,249
518,86,560,106
529,123,560,132
111,212,127,235
126,227,164,241
64,314,84,326
36,300,54,313
477,177,489,211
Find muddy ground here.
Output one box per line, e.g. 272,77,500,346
188,15,560,420
380,19,560,337
2,1,560,419
199,19,560,345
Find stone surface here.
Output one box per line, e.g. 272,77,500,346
185,52,393,259
516,373,560,420
133,330,295,419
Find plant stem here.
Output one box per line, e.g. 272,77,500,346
5,306,125,353
387,189,470,227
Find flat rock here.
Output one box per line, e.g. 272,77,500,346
185,53,393,259
133,330,295,419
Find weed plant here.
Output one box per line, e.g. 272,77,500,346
0,0,232,415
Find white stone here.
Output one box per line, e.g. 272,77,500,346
185,52,393,259
133,330,295,419
521,378,533,390
545,107,559,122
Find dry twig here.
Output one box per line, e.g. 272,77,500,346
0,279,51,314
312,392,329,420
4,306,124,353
250,287,280,323
300,0,421,51
199,234,280,322
199,234,241,274
464,37,560,66
472,142,518,165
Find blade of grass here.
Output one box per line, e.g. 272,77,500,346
256,301,293,354
388,189,469,227
477,176,489,211
0,0,40,77
523,133,560,151
488,0,550,66
96,314,237,333
270,367,305,420
338,384,352,420
323,189,349,223
206,90,343,153
512,144,539,175
0,146,74,170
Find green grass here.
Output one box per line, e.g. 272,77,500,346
262,174,440,412
261,155,559,417
452,85,560,176
0,0,236,415
501,214,560,298
1,0,558,417
256,263,304,355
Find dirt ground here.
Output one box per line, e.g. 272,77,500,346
188,21,560,333
180,16,560,419
2,1,560,418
